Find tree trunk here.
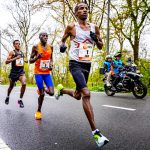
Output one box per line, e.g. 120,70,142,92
133,34,139,64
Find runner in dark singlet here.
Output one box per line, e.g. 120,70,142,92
5,40,27,108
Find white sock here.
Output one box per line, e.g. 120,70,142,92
92,129,100,135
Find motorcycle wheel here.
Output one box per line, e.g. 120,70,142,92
132,81,147,99
104,85,115,96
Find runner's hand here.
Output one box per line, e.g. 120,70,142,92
90,31,98,43
16,55,21,59
37,53,43,59
49,61,53,71
60,43,67,53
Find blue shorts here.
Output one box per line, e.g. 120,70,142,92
35,74,54,89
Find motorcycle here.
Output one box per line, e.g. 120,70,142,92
101,66,147,99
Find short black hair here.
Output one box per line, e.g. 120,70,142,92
13,40,20,45
74,2,87,13
39,32,48,38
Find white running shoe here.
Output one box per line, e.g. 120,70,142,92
93,131,109,147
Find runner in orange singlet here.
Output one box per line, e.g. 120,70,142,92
29,32,54,120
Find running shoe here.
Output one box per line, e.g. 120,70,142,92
35,111,42,120
18,100,24,108
55,84,63,100
5,97,9,105
93,131,109,147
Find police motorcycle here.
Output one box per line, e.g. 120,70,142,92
100,59,147,99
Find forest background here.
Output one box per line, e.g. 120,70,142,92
0,0,150,93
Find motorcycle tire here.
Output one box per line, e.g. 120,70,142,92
132,81,147,99
104,85,115,96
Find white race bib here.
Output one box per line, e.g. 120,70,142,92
40,60,50,70
79,43,93,61
16,58,24,66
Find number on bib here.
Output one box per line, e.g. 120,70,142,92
40,60,50,70
16,58,24,66
79,43,93,61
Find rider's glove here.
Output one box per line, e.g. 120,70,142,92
60,44,67,53
90,31,98,43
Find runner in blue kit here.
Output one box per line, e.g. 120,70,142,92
55,2,109,147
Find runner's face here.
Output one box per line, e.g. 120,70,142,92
76,3,88,20
13,41,20,50
40,33,48,44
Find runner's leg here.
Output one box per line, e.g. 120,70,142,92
35,74,45,112
5,79,15,104
18,74,26,108
43,74,54,96
7,80,15,97
19,74,26,99
80,87,96,130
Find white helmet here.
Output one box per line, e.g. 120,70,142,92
106,55,112,60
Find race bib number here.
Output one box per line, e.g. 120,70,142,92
40,60,50,70
16,58,24,66
79,43,93,61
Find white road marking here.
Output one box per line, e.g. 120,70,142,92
102,105,136,111
45,96,55,99
0,138,11,150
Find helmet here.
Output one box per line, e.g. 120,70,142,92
114,52,122,57
105,55,112,60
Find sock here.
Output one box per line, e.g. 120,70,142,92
92,129,100,135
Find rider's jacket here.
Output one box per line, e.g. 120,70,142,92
112,59,123,74
104,61,112,72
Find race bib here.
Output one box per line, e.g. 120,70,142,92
16,58,24,66
40,60,50,70
79,43,93,61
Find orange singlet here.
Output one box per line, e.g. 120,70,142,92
34,43,52,74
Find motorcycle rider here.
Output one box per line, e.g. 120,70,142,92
103,55,113,87
126,57,139,73
111,52,124,90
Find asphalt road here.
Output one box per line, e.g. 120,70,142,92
0,85,150,150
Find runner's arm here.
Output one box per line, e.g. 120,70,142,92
61,24,73,44
50,45,53,64
29,46,40,64
5,51,20,64
95,26,103,50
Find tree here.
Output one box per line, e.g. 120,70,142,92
110,0,150,62
1,0,51,58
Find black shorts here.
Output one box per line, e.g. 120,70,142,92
69,60,91,91
9,72,25,82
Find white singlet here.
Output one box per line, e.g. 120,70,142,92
69,22,96,63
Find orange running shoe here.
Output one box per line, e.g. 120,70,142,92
35,111,42,120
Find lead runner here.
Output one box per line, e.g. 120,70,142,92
55,2,109,147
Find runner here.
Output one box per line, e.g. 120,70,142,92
55,2,109,147
29,32,54,120
5,40,27,108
